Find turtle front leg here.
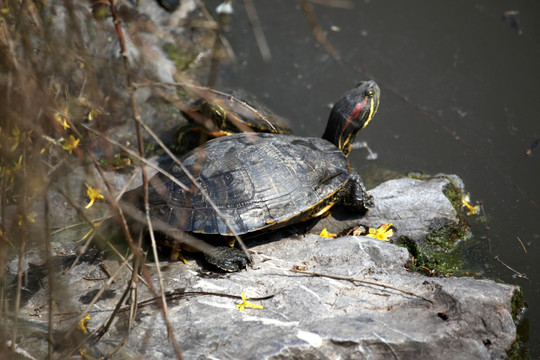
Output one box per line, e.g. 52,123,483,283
204,246,251,272
340,172,374,210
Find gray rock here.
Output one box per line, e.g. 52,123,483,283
366,177,460,241
310,176,464,248
9,177,519,360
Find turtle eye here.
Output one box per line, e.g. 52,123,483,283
366,89,374,98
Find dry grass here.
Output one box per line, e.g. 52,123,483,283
0,0,344,357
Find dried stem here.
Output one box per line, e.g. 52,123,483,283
44,190,54,359
11,135,28,350
107,1,180,357
61,253,134,359
309,0,353,9
290,269,434,303
298,0,339,59
82,117,252,263
52,184,148,287
120,290,274,313
516,236,527,254
243,0,271,61
494,256,529,281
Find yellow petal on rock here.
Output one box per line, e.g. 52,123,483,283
77,315,91,335
85,183,104,209
319,228,336,239
366,223,394,241
236,293,264,312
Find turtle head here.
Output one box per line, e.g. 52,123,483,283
322,81,380,156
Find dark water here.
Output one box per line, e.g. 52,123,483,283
205,0,540,356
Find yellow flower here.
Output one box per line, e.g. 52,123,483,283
366,223,394,241
81,221,101,240
12,155,23,172
61,135,80,154
54,111,70,130
79,348,90,360
77,315,91,335
10,126,20,151
236,293,263,312
0,230,14,247
173,248,188,264
17,212,36,226
461,198,480,216
85,183,104,209
87,108,103,121
319,228,336,239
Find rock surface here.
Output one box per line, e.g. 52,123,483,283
7,177,520,359
311,176,462,241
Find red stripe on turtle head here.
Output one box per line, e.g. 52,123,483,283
342,98,367,133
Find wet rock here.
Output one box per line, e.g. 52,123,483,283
9,176,520,359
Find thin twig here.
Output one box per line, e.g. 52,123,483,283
50,216,111,235
81,110,253,263
11,133,28,351
78,254,131,321
97,278,132,340
44,188,54,359
243,0,271,61
193,0,236,62
61,254,134,359
298,0,339,59
516,236,527,254
63,112,143,268
119,290,274,313
149,82,288,136
51,185,147,287
128,231,142,331
80,124,189,191
290,269,433,303
480,203,492,254
309,0,353,9
52,185,100,273
120,201,229,257
107,1,180,356
493,256,529,280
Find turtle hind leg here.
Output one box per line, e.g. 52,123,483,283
341,172,374,210
204,246,250,272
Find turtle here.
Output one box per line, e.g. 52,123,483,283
174,88,291,154
133,80,380,271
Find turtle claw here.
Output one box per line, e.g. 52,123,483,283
204,246,250,272
364,194,375,208
342,172,374,211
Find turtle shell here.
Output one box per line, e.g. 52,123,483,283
146,132,350,235
173,89,291,155
191,96,291,135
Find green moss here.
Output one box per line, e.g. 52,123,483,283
507,289,527,360
397,236,466,276
425,222,469,251
163,43,196,72
398,219,471,276
511,288,525,321
394,174,475,276
406,171,425,180
442,180,463,213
